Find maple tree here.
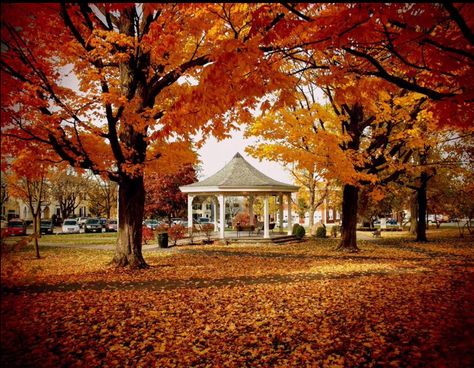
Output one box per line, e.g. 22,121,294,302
259,3,474,130
400,128,473,241
291,167,330,232
5,147,52,259
1,4,292,268
145,163,196,223
247,69,428,251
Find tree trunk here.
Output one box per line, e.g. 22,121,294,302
337,184,359,252
112,176,148,268
32,213,40,259
416,172,428,242
308,205,315,234
409,192,418,234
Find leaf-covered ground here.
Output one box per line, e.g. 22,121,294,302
1,233,473,367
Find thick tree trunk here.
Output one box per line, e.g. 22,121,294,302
337,184,360,252
416,173,428,242
112,176,148,268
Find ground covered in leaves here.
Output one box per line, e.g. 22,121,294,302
1,232,473,367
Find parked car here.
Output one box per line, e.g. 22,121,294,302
100,218,107,228
84,218,103,233
105,219,118,232
40,219,54,234
196,217,210,224
143,219,159,230
6,219,27,236
62,218,80,234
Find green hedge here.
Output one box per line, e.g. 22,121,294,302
292,224,306,239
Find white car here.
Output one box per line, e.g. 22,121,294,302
62,218,80,234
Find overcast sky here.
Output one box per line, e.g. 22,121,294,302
197,129,294,184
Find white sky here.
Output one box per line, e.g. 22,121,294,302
197,129,294,184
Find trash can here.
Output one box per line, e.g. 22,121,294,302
157,232,168,248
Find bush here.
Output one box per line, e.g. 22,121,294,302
315,226,326,238
200,223,215,242
168,224,186,246
331,225,341,238
142,226,154,244
292,223,300,235
292,224,306,239
232,212,251,228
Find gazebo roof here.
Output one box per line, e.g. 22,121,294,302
180,152,299,194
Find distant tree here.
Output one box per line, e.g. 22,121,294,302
49,168,88,220
7,149,51,259
0,175,8,215
145,164,197,223
87,176,117,219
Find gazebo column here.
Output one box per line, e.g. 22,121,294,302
287,193,293,235
263,195,270,238
322,197,327,225
279,194,284,233
218,194,225,239
249,195,254,225
212,197,218,231
187,195,195,232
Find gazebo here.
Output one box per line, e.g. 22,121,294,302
180,152,299,239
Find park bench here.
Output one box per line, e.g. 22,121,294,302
372,229,382,238
255,222,276,235
235,224,255,237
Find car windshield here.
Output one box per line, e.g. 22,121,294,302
86,219,100,224
41,220,52,225
64,220,77,225
145,220,158,224
108,220,117,224
9,222,24,227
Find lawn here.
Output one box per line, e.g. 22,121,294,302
1,231,473,367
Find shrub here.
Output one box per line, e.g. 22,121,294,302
232,212,250,228
315,226,326,238
200,223,215,241
331,225,340,238
168,224,186,246
292,223,300,235
292,224,305,239
142,226,154,244
155,223,169,234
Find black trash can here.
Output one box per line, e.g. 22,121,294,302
157,232,168,248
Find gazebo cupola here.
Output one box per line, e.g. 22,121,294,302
180,152,299,239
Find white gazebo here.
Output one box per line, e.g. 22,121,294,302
180,152,299,239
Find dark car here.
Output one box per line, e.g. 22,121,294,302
6,220,27,236
100,218,107,228
40,219,54,234
84,218,103,233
